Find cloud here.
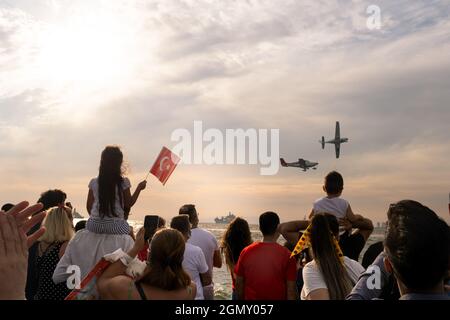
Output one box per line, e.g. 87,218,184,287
0,0,449,223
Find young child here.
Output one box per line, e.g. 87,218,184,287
309,171,373,261
53,146,147,285
86,145,147,234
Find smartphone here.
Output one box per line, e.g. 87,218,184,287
144,215,160,241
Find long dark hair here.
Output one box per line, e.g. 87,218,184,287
139,229,191,290
221,217,253,273
98,146,125,218
310,213,353,300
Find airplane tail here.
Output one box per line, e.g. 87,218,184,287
321,136,325,149
280,158,287,167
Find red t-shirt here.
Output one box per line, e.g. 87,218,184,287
234,242,297,300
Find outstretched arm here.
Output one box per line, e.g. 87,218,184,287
278,220,310,245
52,240,74,284
124,181,147,209
345,205,374,241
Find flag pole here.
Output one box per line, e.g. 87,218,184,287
144,171,150,181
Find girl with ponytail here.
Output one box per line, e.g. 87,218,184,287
301,213,365,300
139,228,192,291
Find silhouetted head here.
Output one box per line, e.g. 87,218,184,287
384,200,449,293
140,228,191,291
74,220,87,232
1,203,14,212
170,215,191,239
324,171,344,195
37,190,67,211
309,213,352,300
157,216,166,229
259,211,280,237
179,204,199,227
361,241,384,269
221,217,253,270
98,146,125,218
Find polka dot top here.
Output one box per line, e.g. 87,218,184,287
34,242,71,300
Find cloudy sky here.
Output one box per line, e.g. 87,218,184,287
1,0,449,224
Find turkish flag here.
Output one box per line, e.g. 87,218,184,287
150,147,180,185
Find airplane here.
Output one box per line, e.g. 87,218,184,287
280,158,319,172
320,121,349,159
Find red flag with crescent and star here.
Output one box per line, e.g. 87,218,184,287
150,147,180,185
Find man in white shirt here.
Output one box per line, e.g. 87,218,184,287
170,215,210,300
179,204,222,300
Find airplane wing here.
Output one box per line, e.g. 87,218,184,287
335,121,340,140
335,143,340,159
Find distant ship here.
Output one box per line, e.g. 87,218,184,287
72,208,84,219
214,212,236,224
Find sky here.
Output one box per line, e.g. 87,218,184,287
1,0,449,224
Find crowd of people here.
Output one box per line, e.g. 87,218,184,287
0,145,448,300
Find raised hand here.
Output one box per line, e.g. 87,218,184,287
0,213,29,299
133,227,146,252
137,180,147,191
339,218,353,233
0,201,47,299
6,201,46,248
126,227,147,259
